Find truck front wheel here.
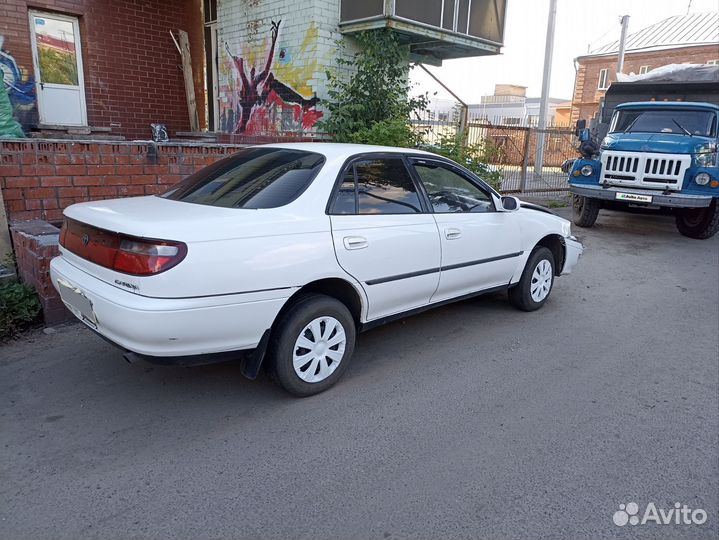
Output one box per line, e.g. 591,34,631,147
572,195,600,228
676,200,719,239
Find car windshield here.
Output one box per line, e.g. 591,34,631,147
609,109,717,137
161,148,324,209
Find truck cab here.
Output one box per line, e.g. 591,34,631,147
569,101,719,239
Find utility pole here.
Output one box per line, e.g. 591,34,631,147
616,15,630,74
534,0,557,176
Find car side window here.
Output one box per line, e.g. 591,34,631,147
331,157,423,215
412,161,494,213
330,168,357,215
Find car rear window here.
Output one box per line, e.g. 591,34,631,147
161,148,325,209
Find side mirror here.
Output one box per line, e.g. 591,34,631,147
578,128,591,142
574,119,586,137
501,196,520,211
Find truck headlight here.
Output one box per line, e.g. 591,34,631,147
695,172,711,185
695,143,718,167
580,164,594,176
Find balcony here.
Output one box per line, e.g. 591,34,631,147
339,0,506,66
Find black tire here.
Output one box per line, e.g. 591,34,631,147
269,294,356,397
675,200,719,239
572,194,600,228
508,247,556,312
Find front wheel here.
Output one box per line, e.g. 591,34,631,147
509,247,555,312
675,200,719,239
572,194,600,228
269,294,356,397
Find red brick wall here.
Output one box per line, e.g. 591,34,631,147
10,220,71,325
570,44,719,124
0,0,206,139
0,139,246,223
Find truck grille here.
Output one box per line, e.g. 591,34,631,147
600,151,690,191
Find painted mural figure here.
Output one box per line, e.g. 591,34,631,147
225,20,320,134
0,36,36,129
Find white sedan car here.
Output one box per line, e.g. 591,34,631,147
51,143,583,396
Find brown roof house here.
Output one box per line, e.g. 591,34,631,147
570,11,719,124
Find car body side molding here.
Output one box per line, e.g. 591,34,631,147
364,251,524,286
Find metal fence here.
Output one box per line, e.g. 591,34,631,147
412,114,578,197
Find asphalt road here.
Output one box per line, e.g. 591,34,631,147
1,208,717,539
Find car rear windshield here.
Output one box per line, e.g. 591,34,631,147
609,109,717,137
161,148,325,209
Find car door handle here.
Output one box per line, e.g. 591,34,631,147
343,236,368,250
445,228,462,240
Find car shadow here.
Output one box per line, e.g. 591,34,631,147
77,291,515,405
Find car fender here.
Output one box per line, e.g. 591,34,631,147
508,208,571,283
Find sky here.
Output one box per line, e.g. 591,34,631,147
410,0,719,104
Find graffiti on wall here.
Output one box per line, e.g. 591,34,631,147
220,20,322,134
0,36,37,126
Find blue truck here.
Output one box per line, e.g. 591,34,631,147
566,66,719,239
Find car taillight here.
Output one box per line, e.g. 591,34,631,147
113,239,186,275
59,218,187,276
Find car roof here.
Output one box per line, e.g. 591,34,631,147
256,142,438,159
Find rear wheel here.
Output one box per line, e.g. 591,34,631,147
269,294,356,397
675,200,719,239
572,194,600,228
509,247,555,312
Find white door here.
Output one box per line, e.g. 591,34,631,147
329,156,441,320
409,158,522,303
29,11,87,126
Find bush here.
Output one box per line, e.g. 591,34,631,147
427,133,504,192
0,281,41,339
319,29,500,191
318,29,427,144
345,118,421,147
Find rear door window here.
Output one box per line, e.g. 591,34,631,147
162,148,324,209
330,168,357,215
330,157,423,214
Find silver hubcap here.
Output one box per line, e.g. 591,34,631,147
531,259,553,302
293,316,346,383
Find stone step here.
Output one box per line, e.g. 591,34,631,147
30,124,125,141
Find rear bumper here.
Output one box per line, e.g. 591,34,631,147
561,237,583,275
570,184,713,208
50,256,294,358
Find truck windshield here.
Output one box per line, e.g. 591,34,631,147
609,109,717,137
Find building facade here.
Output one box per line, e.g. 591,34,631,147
571,12,719,124
1,0,508,140
1,0,206,140
426,84,570,127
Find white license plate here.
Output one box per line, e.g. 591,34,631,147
57,279,97,326
615,192,653,203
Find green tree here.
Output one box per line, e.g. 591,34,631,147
319,29,501,191
319,29,427,146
